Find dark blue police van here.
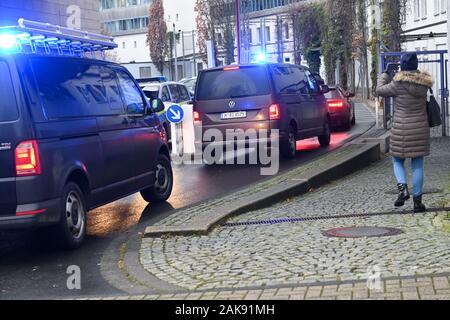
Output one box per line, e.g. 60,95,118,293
0,20,173,249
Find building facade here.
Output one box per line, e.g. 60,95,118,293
100,0,310,80
364,0,448,135
0,0,100,33
100,0,201,80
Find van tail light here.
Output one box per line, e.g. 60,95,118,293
193,111,201,124
327,99,345,109
269,104,280,120
223,66,240,71
15,140,41,176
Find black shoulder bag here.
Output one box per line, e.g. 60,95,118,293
427,88,442,128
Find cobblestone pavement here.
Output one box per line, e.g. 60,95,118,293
82,274,450,300
139,138,450,299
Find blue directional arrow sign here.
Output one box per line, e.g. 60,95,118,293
166,104,184,124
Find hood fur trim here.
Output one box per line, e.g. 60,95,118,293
394,71,434,87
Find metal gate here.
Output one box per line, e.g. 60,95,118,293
380,50,448,137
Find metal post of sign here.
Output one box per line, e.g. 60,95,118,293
181,31,186,79
192,30,197,76
440,52,447,136
235,0,241,64
176,123,184,157
173,23,178,81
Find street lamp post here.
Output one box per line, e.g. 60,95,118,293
173,23,178,81
235,0,241,63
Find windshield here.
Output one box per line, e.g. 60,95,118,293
143,88,159,100
196,66,271,101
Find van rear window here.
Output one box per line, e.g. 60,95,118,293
0,61,19,122
196,66,271,100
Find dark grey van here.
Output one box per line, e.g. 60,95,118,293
194,63,331,159
0,54,173,249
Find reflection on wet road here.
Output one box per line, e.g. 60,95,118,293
87,123,354,237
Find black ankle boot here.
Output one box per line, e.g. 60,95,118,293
395,183,410,207
413,195,426,213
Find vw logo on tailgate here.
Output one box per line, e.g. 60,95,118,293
228,100,236,109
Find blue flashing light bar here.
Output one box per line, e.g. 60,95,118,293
0,18,117,58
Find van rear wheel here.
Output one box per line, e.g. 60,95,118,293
141,154,173,202
281,125,297,159
53,182,87,250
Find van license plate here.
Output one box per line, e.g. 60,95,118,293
221,111,247,120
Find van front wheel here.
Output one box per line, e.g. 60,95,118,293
141,154,173,202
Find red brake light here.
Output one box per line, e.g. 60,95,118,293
269,104,280,120
223,66,240,71
15,140,41,176
193,111,201,124
327,99,345,108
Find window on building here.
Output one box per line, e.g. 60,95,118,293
284,23,289,39
265,26,271,42
257,27,262,43
421,0,427,19
434,0,440,15
217,33,223,47
134,41,137,48
122,42,126,49
414,0,420,20
248,28,253,44
139,67,151,78
101,0,149,9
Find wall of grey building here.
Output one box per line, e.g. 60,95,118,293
0,0,100,33
123,62,193,81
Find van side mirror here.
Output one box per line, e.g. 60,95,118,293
313,73,325,86
320,85,330,94
150,98,165,113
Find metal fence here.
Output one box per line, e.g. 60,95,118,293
380,50,448,137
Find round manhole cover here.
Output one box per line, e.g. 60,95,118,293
322,226,403,238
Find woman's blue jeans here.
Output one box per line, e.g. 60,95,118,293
392,156,424,197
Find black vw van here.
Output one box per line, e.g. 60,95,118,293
0,54,173,249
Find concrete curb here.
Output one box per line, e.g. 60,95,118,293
144,141,381,238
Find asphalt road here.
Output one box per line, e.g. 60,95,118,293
0,103,375,299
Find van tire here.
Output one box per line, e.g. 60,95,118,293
141,154,173,202
281,125,297,159
53,182,87,250
318,119,331,147
342,117,351,131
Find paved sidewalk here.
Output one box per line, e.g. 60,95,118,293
81,274,450,300
136,138,450,299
